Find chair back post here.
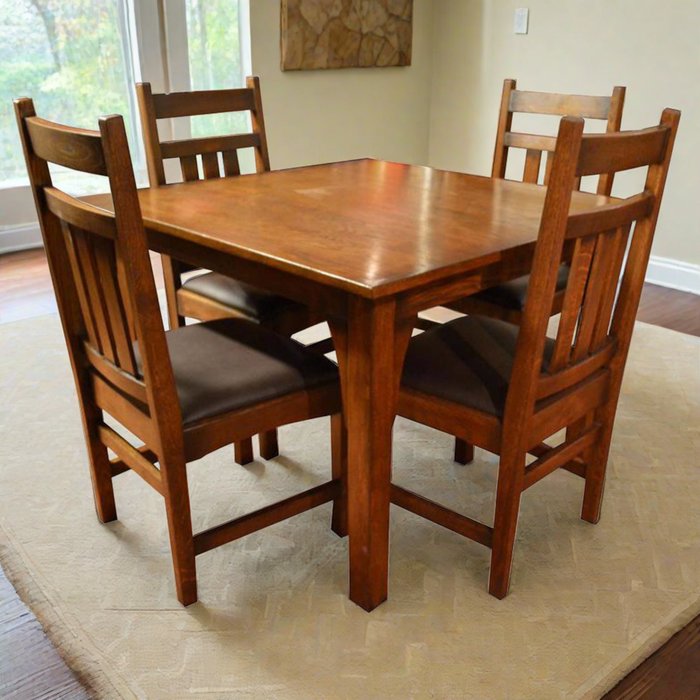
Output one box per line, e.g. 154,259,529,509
491,78,517,179
14,98,92,382
246,75,271,173
502,117,585,437
609,108,680,359
98,115,185,459
597,85,626,195
136,82,167,186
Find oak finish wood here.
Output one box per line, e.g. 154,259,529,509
450,80,627,462
396,110,680,599
83,157,618,611
14,99,345,607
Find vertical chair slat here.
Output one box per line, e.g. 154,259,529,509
544,151,554,185
222,149,241,176
590,224,631,350
572,229,617,362
201,152,220,179
549,236,596,371
523,149,542,184
92,235,138,375
180,155,199,182
62,222,101,351
116,255,137,345
73,227,119,362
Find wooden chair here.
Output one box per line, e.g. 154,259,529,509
14,98,347,606
137,76,322,466
439,80,627,466
444,79,627,325
396,108,680,599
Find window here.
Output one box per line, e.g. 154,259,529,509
0,0,251,189
184,0,249,137
0,0,141,187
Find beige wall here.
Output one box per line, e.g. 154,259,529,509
249,0,434,169
429,0,700,266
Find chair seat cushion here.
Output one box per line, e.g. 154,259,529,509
181,272,306,323
401,315,553,417
471,264,570,311
137,319,338,426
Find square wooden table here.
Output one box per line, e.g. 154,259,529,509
86,158,611,611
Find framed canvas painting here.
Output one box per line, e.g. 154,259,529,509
281,0,413,71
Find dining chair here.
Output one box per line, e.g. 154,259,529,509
444,79,627,325
396,108,680,599
137,76,322,466
439,80,627,466
14,98,347,606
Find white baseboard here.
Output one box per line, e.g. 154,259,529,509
646,256,700,296
0,224,42,254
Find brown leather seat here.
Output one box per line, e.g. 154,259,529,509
469,264,570,311
136,318,338,426
402,315,554,417
181,272,307,324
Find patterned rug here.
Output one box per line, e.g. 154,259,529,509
0,314,698,700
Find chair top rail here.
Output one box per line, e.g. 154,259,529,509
577,125,670,177
152,87,256,119
25,116,107,175
509,90,613,119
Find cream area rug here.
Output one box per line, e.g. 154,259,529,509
0,313,698,700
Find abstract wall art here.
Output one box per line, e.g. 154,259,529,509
281,0,413,71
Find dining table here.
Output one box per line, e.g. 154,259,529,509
85,158,613,612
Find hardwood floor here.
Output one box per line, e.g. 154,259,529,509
637,282,700,337
602,616,700,700
0,247,697,699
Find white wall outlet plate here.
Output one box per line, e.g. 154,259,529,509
514,8,529,34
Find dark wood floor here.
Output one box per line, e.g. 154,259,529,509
0,247,698,700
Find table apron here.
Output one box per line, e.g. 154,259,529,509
147,228,349,319
396,248,536,317
147,229,539,321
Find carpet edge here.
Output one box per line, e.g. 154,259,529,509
0,520,137,700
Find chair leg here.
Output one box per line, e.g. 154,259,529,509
581,414,614,524
454,438,474,465
330,413,348,537
234,438,254,465
259,429,279,460
162,460,197,606
161,255,186,329
84,414,117,523
488,451,525,599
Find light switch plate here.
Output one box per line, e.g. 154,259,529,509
514,8,529,34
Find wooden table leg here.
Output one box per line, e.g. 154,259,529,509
330,297,413,612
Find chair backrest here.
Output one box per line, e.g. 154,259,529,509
492,79,626,195
136,76,270,187
505,108,680,434
14,98,182,451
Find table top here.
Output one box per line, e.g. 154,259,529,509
85,159,613,298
